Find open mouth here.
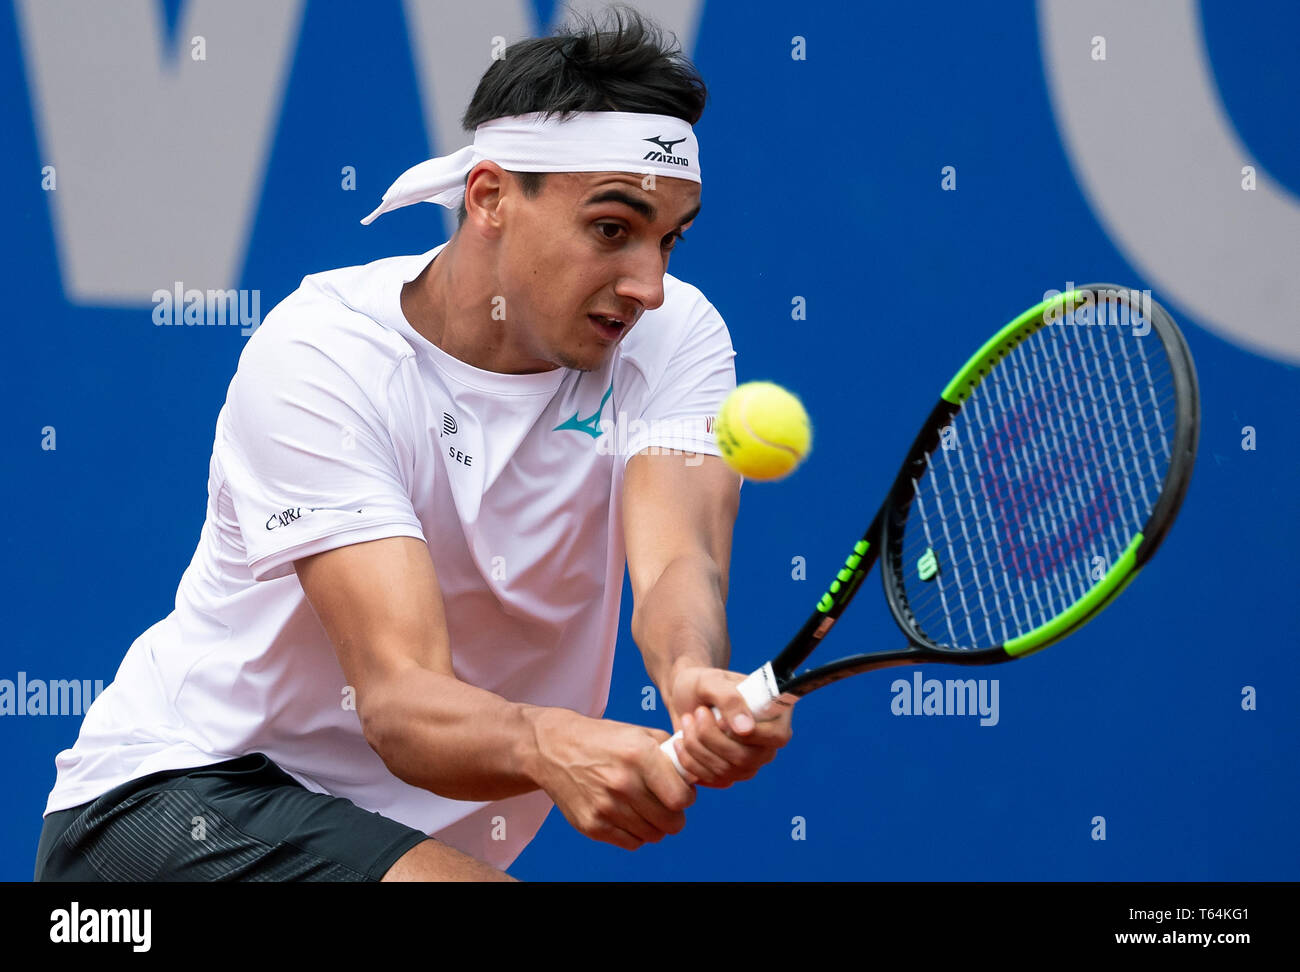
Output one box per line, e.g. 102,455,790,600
588,314,628,341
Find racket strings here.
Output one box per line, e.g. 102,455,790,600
899,308,1176,649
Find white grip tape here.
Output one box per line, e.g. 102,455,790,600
659,663,789,777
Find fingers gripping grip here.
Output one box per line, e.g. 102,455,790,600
659,663,792,777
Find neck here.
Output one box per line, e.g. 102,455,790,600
400,232,558,375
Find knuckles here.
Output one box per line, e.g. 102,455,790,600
606,768,638,797
589,794,620,823
663,791,694,813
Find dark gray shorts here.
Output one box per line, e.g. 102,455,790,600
34,753,430,882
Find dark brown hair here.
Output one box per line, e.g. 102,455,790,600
456,5,707,226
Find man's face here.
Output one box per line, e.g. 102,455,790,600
493,170,700,372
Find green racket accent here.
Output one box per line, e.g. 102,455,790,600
941,290,1086,405
917,548,939,581
817,539,873,612
1003,533,1144,657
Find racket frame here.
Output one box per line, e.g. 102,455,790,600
773,284,1199,698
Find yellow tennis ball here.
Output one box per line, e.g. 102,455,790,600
715,382,812,481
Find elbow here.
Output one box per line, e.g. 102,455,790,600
356,682,401,772
353,671,459,795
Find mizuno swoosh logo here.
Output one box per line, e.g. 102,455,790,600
553,380,614,439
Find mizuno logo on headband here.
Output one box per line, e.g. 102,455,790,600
643,135,690,165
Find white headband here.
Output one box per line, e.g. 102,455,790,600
360,111,701,225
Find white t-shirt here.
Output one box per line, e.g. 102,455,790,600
44,244,736,870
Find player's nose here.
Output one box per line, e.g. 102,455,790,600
615,247,667,313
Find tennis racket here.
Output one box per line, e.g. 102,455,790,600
661,283,1199,775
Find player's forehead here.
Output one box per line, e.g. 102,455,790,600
559,172,700,225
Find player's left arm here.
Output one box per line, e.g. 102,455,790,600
625,449,793,787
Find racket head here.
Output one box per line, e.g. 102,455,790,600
880,284,1199,659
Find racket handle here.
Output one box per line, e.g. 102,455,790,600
659,663,790,778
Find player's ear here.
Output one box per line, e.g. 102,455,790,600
463,161,506,238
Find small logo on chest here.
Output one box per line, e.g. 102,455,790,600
439,411,473,465
554,379,614,439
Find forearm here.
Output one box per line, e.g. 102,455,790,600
362,666,565,802
631,552,731,724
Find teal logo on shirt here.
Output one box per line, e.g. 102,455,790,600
554,379,614,439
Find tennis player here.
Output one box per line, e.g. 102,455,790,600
34,9,792,882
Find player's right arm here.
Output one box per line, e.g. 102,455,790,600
294,536,695,850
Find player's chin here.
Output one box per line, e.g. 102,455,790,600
558,347,609,373
563,326,627,370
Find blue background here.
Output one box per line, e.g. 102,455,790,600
3,0,1296,881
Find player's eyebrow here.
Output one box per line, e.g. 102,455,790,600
582,189,701,228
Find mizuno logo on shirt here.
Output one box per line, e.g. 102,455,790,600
554,380,614,439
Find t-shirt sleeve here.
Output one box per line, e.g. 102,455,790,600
621,296,737,463
219,325,427,582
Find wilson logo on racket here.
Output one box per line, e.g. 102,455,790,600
917,548,940,582
981,387,1117,582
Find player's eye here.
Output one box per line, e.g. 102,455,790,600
595,223,686,250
